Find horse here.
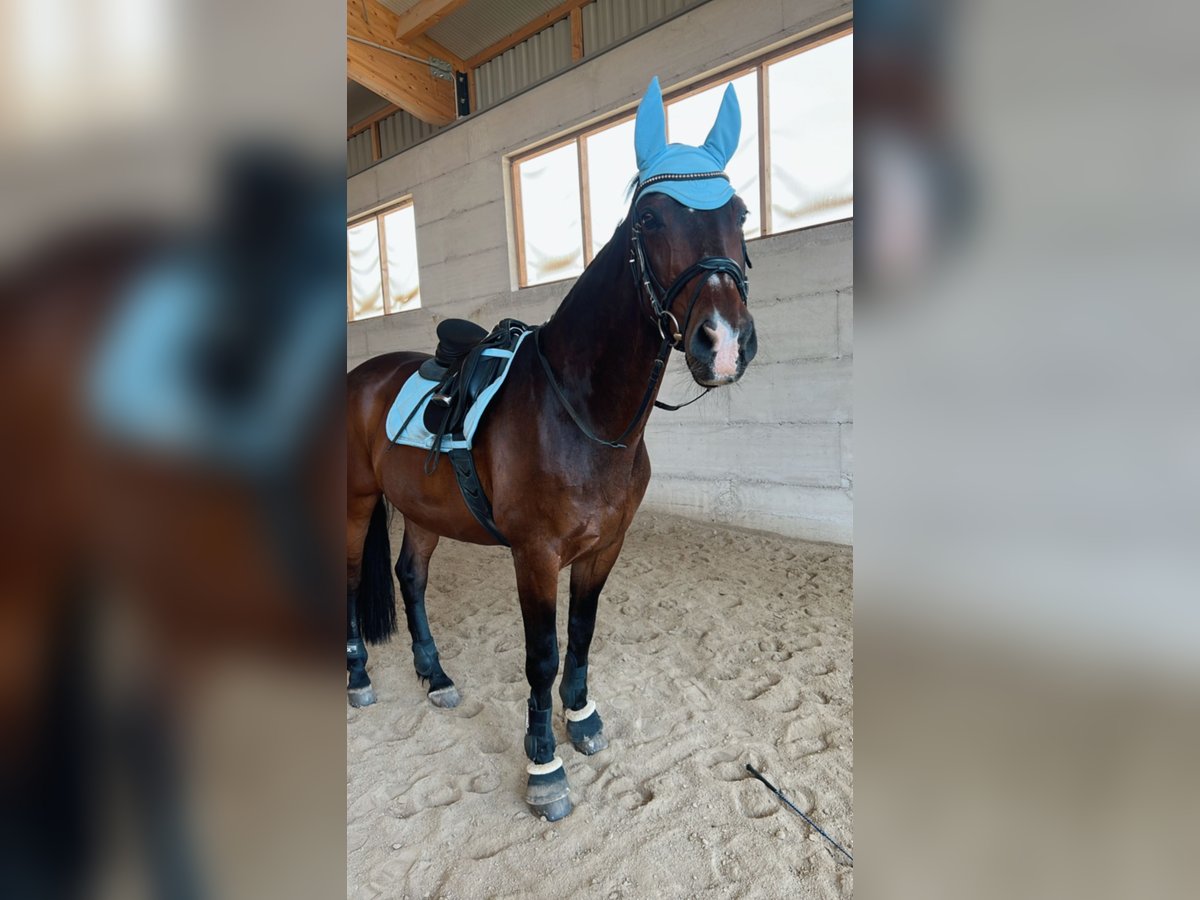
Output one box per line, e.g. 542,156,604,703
345,77,758,820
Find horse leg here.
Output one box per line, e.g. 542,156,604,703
395,519,459,709
560,540,623,755
515,551,572,821
346,493,379,708
346,587,375,708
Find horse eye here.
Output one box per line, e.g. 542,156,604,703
738,209,749,227
639,210,660,229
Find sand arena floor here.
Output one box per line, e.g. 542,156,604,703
347,511,853,899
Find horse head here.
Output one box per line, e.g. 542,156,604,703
631,76,758,387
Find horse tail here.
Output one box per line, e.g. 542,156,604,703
358,497,398,644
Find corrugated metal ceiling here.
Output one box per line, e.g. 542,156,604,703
426,0,569,61
377,0,424,16
475,17,572,111
583,0,697,56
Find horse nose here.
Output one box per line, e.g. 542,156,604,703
692,316,740,378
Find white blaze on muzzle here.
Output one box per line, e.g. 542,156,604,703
704,310,740,378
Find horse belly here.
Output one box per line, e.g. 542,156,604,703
376,444,503,546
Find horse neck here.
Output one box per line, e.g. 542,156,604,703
538,221,665,446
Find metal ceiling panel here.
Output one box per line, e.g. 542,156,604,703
475,17,572,111
379,108,446,157
348,130,375,177
583,0,700,56
348,107,449,176
426,0,568,61
377,0,424,16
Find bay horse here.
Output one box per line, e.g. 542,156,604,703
346,78,758,820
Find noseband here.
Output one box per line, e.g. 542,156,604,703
534,172,752,449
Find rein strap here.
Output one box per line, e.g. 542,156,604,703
535,326,674,450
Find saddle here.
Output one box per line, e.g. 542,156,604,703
418,318,523,441
400,317,531,546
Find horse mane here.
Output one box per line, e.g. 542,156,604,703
550,206,635,319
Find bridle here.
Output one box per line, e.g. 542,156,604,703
629,171,751,349
535,171,752,449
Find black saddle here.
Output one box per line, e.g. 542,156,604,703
419,318,488,380
397,317,531,547
419,318,526,440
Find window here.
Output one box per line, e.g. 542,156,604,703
347,199,421,321
515,142,585,286
768,34,854,231
666,71,761,238
510,25,853,288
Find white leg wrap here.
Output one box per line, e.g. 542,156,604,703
526,756,564,776
564,699,596,723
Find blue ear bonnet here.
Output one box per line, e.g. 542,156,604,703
633,76,741,210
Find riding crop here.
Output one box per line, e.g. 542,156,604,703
745,764,853,865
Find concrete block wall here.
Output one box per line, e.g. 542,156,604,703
348,0,853,544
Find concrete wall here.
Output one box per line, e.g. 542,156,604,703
347,0,853,544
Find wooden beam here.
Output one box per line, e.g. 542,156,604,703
348,102,401,139
392,0,471,42
351,2,462,67
376,215,392,313
348,1,456,125
467,0,591,69
409,34,467,73
347,41,455,126
757,64,772,236
577,136,591,261
570,6,583,60
512,163,527,288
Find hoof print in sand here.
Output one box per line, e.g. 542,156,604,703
393,775,462,818
703,748,747,783
463,772,501,795
734,781,780,819
740,672,782,702
609,776,653,811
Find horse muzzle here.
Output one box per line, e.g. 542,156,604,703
688,312,757,386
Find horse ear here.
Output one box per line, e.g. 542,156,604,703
702,83,741,167
634,76,667,170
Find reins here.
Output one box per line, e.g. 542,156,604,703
536,173,751,449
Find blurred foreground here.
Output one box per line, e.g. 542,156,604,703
857,1,1200,898
1,2,346,897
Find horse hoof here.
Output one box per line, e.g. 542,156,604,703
572,729,608,756
566,707,607,755
428,685,461,708
530,794,574,822
347,685,376,708
526,760,572,821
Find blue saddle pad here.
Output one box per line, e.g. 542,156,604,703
385,329,531,451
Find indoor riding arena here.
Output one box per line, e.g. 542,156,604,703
345,1,853,897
